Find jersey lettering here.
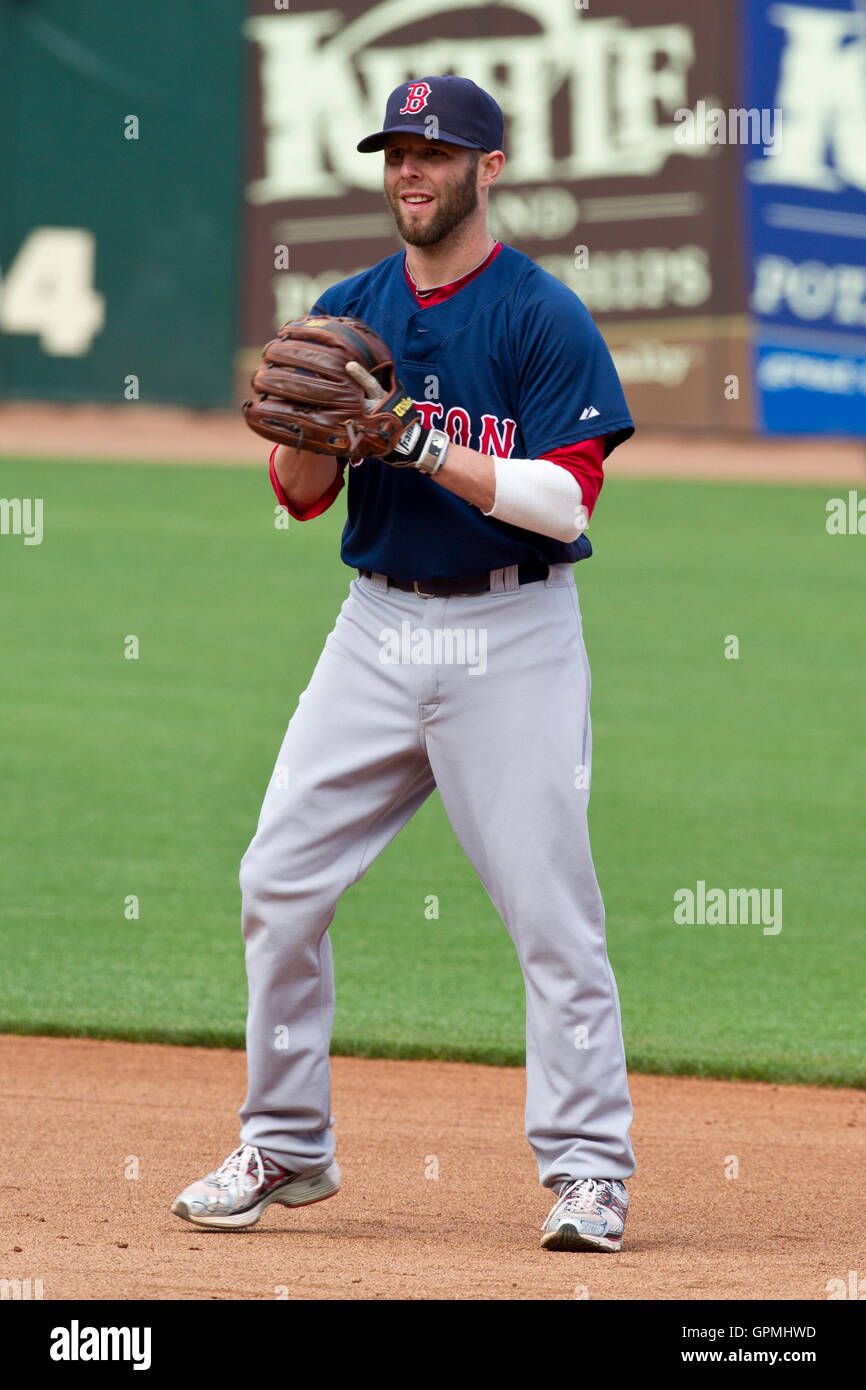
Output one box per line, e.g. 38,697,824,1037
444,405,472,447
414,400,444,429
478,414,517,458
414,402,512,452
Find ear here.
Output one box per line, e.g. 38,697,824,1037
478,150,505,189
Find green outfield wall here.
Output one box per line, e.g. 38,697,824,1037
0,0,245,407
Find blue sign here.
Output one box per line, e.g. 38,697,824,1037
742,0,866,435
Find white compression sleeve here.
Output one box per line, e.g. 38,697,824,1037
481,457,588,542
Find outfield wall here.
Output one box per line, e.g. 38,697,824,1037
0,0,245,407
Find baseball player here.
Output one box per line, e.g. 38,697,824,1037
173,75,636,1253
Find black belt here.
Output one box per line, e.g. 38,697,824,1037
358,557,549,598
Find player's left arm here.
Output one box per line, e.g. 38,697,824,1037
424,442,496,512
347,282,631,541
435,279,635,538
430,437,605,543
344,368,597,543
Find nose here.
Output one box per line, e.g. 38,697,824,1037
398,152,424,179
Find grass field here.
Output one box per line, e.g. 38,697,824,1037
1,458,862,1085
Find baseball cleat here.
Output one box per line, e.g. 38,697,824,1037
540,1178,628,1252
171,1144,340,1230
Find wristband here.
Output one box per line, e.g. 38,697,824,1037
416,427,450,475
386,424,450,475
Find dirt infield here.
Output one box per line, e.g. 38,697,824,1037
1,1035,861,1301
1,400,864,483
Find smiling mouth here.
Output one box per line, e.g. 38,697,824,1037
400,193,434,206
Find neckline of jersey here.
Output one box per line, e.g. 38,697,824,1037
402,241,504,308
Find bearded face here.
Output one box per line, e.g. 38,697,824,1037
384,140,482,247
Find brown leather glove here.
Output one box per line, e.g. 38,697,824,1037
242,315,419,457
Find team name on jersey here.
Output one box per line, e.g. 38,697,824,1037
413,401,517,456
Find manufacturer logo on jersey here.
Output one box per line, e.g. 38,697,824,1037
579,405,600,420
399,81,432,115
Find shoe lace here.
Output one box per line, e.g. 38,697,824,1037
211,1144,263,1196
541,1178,603,1229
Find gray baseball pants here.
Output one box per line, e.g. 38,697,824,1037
238,563,635,1189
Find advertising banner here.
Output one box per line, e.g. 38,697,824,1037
742,0,866,436
239,0,750,430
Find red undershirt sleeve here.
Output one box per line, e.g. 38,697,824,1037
538,436,606,518
268,445,346,521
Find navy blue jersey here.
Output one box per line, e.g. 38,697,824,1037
312,243,634,582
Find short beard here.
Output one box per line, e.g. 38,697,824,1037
387,155,480,247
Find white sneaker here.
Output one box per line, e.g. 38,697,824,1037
541,1178,628,1252
171,1144,341,1229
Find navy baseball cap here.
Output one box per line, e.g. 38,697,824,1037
357,75,504,153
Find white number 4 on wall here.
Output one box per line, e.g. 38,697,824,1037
0,227,105,356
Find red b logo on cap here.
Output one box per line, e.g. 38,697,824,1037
399,81,432,114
